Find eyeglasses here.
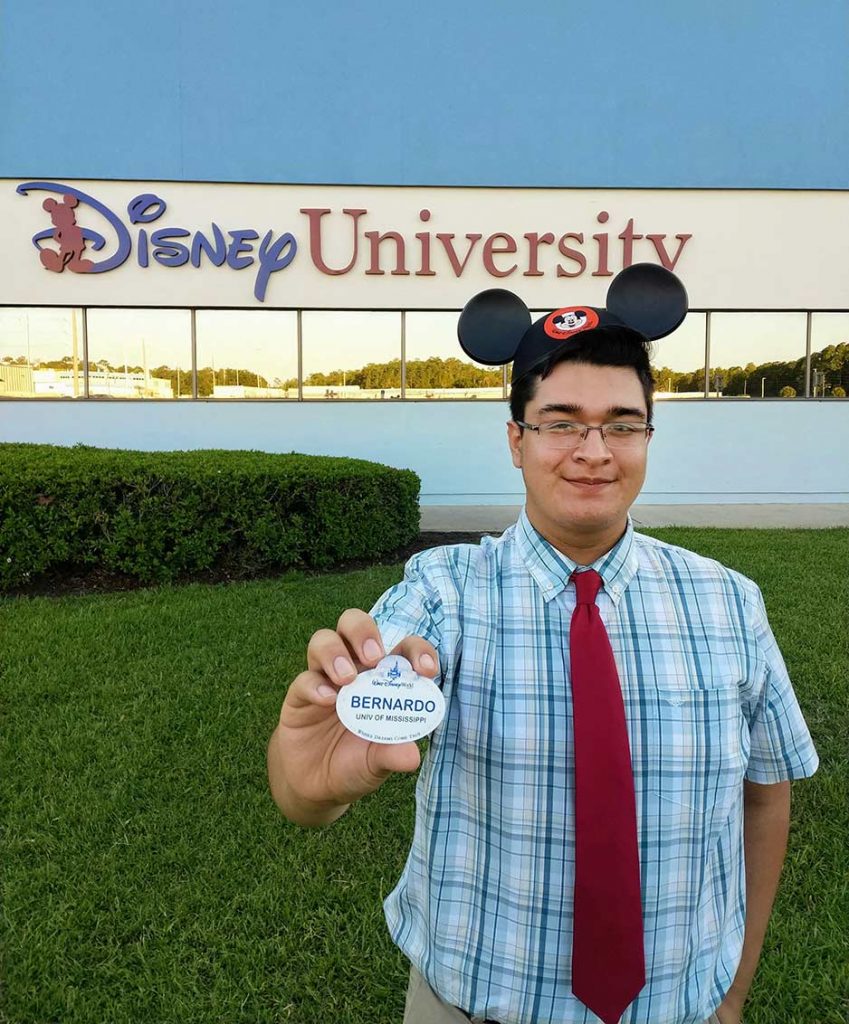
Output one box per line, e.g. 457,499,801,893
514,420,654,450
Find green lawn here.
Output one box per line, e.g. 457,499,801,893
1,529,847,1024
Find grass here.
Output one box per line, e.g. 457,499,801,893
1,528,847,1024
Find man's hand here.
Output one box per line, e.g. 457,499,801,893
268,609,440,825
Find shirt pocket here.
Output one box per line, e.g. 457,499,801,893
640,665,747,835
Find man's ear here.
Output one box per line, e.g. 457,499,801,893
506,420,523,469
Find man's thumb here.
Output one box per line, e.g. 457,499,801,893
368,740,421,780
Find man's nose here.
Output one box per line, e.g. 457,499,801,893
572,427,612,460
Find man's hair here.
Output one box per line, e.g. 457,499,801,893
508,326,655,424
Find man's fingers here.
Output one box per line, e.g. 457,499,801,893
285,669,340,710
306,628,360,684
306,611,386,684
336,608,385,665
391,636,440,677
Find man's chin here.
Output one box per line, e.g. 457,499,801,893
553,504,617,528
558,491,634,523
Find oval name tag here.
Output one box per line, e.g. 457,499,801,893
336,654,445,744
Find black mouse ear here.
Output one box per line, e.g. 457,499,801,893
606,263,688,340
457,289,531,365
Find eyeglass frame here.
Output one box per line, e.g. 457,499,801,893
513,419,655,449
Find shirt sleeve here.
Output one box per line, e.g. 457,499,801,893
741,584,820,784
369,549,449,678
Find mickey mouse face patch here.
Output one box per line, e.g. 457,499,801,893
544,307,600,339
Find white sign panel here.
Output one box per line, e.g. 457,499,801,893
2,179,847,310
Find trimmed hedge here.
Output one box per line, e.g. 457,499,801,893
0,444,420,588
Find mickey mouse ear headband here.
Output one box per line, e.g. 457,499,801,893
458,263,688,383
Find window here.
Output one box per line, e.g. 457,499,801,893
86,309,191,399
650,313,707,399
810,314,849,397
708,313,806,398
301,311,401,400
3,306,843,402
196,310,297,399
0,307,84,398
405,312,504,399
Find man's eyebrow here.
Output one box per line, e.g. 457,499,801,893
536,403,646,419
608,405,647,419
536,403,582,416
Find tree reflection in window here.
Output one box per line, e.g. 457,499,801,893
0,307,85,398
810,314,849,398
86,309,191,399
301,312,401,400
405,312,503,400
196,311,298,399
707,313,806,398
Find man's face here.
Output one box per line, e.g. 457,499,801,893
507,361,651,540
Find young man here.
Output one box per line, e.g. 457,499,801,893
268,269,818,1024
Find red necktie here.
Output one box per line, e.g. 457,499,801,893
570,569,645,1024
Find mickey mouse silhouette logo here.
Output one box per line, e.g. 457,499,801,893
39,195,94,273
545,307,599,340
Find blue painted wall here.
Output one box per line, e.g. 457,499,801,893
3,399,847,505
2,1,847,188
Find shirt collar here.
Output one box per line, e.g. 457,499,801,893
515,507,639,606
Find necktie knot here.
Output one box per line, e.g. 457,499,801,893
573,568,603,606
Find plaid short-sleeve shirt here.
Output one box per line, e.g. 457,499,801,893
370,510,818,1024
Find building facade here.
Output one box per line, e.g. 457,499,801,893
2,4,848,506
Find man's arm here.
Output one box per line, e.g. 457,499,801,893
718,779,791,1021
